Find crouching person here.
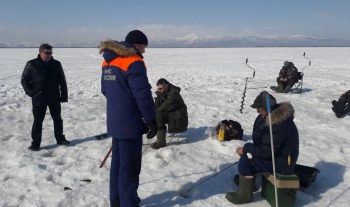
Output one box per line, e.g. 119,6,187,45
332,90,350,118
226,91,299,204
151,78,188,149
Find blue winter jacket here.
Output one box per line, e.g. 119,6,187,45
243,102,299,174
99,40,156,139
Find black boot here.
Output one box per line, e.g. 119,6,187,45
332,100,338,107
333,98,347,113
57,135,70,145
332,107,343,118
226,174,255,204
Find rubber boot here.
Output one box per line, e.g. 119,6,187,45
150,129,166,149
283,84,293,93
233,174,239,186
233,174,258,192
276,83,285,93
226,174,255,204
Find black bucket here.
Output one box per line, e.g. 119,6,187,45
294,164,320,188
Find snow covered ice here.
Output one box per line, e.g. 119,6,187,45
0,47,350,206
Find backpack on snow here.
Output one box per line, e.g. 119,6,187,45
215,119,244,141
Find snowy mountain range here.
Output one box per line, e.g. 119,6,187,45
1,35,349,48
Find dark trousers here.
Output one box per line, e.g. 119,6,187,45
156,111,169,130
238,154,274,176
276,77,298,90
110,137,142,207
31,102,63,148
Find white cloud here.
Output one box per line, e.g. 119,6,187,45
237,28,257,36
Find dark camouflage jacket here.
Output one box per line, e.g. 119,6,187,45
279,62,299,80
155,84,188,133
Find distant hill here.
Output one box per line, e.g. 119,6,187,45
1,35,349,48
150,35,350,48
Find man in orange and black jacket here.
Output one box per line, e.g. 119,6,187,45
99,30,157,207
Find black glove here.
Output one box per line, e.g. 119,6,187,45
143,123,150,134
60,97,68,103
143,119,157,139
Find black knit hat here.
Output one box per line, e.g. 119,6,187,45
251,91,277,109
125,30,148,45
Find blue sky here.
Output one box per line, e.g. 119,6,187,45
0,0,349,45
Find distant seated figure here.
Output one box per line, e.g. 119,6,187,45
332,90,350,118
272,61,299,93
151,78,188,149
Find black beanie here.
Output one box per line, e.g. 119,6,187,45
125,30,148,45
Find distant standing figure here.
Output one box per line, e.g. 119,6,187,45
151,78,188,149
272,61,299,93
21,43,70,151
332,90,350,118
99,30,157,207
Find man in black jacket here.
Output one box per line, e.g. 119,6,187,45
21,44,70,151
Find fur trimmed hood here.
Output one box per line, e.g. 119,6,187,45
99,40,136,57
265,102,294,126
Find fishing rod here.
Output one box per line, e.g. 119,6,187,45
142,136,177,154
266,94,278,207
100,135,177,168
181,161,239,197
100,146,112,168
240,58,256,113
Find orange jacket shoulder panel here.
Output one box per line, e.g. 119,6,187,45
102,56,145,71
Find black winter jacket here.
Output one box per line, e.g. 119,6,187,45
341,90,350,102
21,55,68,106
155,84,188,133
243,102,299,174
